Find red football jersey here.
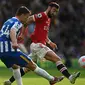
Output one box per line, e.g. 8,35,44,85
30,12,51,45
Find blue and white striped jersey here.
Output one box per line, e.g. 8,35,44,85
0,17,23,53
0,17,22,39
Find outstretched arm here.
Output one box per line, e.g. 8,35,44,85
19,15,35,40
27,15,35,24
19,15,35,38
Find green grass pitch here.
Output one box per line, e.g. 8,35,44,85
0,60,85,85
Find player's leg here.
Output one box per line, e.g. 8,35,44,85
4,67,29,85
12,64,23,85
7,43,28,84
4,51,64,85
3,67,29,85
20,54,61,80
30,43,80,84
1,56,24,85
3,53,31,85
44,50,80,84
20,56,64,85
8,42,28,84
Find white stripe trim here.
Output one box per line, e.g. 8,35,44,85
60,67,67,72
1,42,3,52
56,61,63,66
5,41,8,52
10,42,15,52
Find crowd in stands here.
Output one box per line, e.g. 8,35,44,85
0,0,85,67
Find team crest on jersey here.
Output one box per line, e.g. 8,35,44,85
15,23,19,29
15,25,18,29
36,13,42,18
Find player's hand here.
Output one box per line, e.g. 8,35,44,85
49,42,58,50
12,43,18,49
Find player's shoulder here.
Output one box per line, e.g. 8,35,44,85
7,17,22,28
34,12,47,19
38,12,46,16
11,17,21,24
4,17,21,25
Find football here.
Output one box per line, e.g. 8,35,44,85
78,56,85,68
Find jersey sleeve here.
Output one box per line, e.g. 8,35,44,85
33,12,47,22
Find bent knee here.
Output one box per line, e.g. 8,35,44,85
24,68,30,73
26,61,37,71
12,64,20,69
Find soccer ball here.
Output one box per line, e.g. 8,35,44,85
78,56,85,68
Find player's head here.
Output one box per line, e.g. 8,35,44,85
15,6,31,23
47,2,60,18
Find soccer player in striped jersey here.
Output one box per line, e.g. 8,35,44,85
0,6,64,85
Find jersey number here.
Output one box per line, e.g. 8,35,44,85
0,25,10,37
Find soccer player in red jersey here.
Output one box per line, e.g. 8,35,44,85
4,2,80,85
28,2,80,84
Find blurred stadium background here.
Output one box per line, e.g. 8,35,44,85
0,0,85,85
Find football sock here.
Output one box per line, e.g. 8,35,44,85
13,68,23,85
56,61,71,78
34,66,54,81
10,68,25,83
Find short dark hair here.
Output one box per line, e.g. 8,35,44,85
16,6,30,16
48,2,60,9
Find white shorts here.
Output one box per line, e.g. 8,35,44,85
29,42,52,61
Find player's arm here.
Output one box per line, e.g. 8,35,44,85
26,12,46,24
18,26,26,40
17,26,29,42
10,29,18,49
18,16,33,41
10,28,17,44
46,37,52,44
26,15,35,24
46,36,57,50
20,15,34,37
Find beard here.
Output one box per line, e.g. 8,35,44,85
48,11,56,18
47,11,52,18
